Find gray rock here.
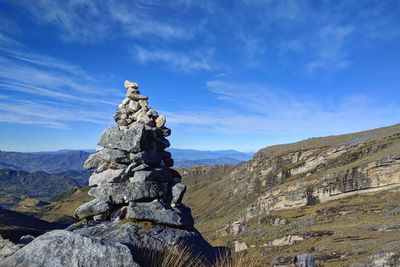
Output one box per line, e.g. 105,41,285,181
151,136,170,151
74,199,110,221
124,162,144,175
146,108,158,118
126,202,194,227
69,221,216,265
128,100,140,113
130,168,181,183
110,206,128,221
96,162,127,173
162,150,172,159
370,251,400,267
19,235,35,245
130,150,163,166
88,168,125,186
138,99,148,108
155,115,166,128
98,125,147,153
1,230,138,267
162,157,174,167
0,235,22,260
84,148,128,170
294,254,316,267
128,94,148,101
159,127,171,137
124,80,139,89
121,97,130,105
133,109,153,125
126,87,140,96
89,181,161,204
93,214,108,221
171,183,186,204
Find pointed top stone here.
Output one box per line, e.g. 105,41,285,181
124,80,139,89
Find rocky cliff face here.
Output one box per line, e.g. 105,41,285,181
232,126,400,219
1,81,217,267
181,125,400,227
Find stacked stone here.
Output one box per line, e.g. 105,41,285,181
74,80,193,227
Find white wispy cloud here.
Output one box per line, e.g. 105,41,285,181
305,25,353,75
0,34,118,128
165,80,400,136
0,101,111,129
132,46,213,72
11,0,204,43
234,1,400,74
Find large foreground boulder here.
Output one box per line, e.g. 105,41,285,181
69,221,216,265
1,230,139,267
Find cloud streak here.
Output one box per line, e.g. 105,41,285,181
132,46,213,72
165,80,400,137
11,0,205,43
0,34,118,128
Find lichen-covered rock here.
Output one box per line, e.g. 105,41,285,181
1,230,139,267
98,125,146,153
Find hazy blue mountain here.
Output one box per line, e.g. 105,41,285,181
167,149,253,161
0,150,90,173
0,149,253,172
174,157,243,168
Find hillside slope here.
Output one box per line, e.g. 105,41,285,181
0,208,61,242
0,169,90,208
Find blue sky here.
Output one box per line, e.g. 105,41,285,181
0,0,399,152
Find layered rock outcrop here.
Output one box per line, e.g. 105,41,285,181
2,81,216,266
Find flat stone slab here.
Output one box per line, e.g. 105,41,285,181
126,202,194,227
88,168,125,186
129,168,181,183
84,149,128,170
98,125,146,153
89,181,161,204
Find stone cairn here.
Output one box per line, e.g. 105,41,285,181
75,80,193,227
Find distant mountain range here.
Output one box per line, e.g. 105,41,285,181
0,148,253,208
0,148,253,172
167,148,253,161
0,150,91,173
